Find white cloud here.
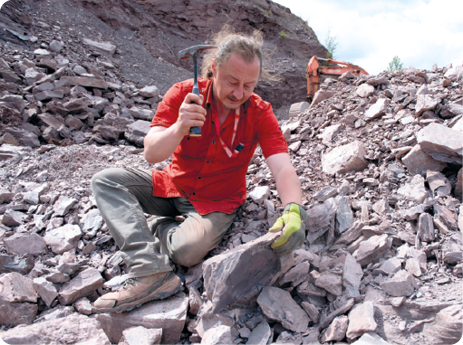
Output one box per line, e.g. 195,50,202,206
273,0,463,75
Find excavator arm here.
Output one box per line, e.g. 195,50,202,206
306,55,368,102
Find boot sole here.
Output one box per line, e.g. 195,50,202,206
93,277,183,314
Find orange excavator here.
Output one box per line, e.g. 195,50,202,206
306,55,368,102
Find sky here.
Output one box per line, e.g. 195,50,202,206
273,0,463,76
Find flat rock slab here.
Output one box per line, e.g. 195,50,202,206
380,269,416,297
257,286,309,333
321,315,348,342
365,98,389,121
306,198,337,233
397,174,428,203
95,292,188,344
201,325,235,345
322,141,367,175
315,271,342,296
402,144,447,175
0,272,37,303
346,301,377,341
416,123,463,164
119,326,162,345
203,232,282,313
3,232,47,255
125,120,151,146
0,300,38,326
354,234,390,267
58,267,104,305
351,332,392,345
246,320,272,345
44,224,82,254
0,313,111,344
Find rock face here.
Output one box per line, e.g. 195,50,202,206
58,267,104,305
416,123,463,164
203,232,283,313
0,314,111,344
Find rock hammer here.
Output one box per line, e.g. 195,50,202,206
178,44,216,137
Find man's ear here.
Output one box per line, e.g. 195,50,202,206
211,59,217,77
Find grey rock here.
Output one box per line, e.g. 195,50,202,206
53,195,78,216
397,174,428,203
129,107,154,121
0,300,37,326
125,120,151,146
365,98,389,121
301,301,319,323
2,209,28,227
83,38,116,54
343,253,363,291
380,269,416,297
416,123,463,164
80,208,103,235
373,257,401,276
402,144,447,175
278,261,310,287
315,271,342,296
319,298,354,330
321,315,348,343
335,196,353,233
249,186,270,205
139,85,159,98
33,277,58,307
0,272,37,303
61,76,108,89
311,90,336,107
257,286,309,332
0,190,13,204
313,186,337,202
306,198,337,233
417,213,435,242
119,326,162,345
0,95,25,112
58,267,104,305
350,332,391,345
44,224,82,254
201,325,236,345
322,141,368,175
95,292,188,344
35,90,64,101
346,301,377,341
203,232,283,313
356,84,375,97
354,234,390,267
246,320,271,345
0,313,111,344
427,170,451,196
74,297,93,315
422,305,463,345
49,40,65,53
0,254,34,275
4,127,40,148
415,94,439,116
3,233,47,255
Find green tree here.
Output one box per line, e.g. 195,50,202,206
387,56,403,72
324,30,338,60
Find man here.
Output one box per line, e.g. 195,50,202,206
91,28,307,313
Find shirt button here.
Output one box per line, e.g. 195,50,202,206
198,177,201,180
193,192,196,195
212,141,216,144
206,160,210,164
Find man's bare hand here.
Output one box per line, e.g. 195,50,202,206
176,93,206,136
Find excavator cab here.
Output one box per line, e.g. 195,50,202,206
306,55,368,103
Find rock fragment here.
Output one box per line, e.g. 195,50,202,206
416,123,463,164
58,267,104,305
322,141,367,175
43,224,82,254
257,286,309,333
346,301,377,341
119,326,162,345
380,269,416,296
321,315,348,343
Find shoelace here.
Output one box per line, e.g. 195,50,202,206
121,277,140,289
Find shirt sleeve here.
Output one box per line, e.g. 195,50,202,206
150,82,185,128
256,103,288,159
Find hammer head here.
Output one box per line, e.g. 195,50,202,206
178,44,216,60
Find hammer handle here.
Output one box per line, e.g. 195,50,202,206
189,62,202,137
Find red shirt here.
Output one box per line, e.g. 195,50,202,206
150,78,288,215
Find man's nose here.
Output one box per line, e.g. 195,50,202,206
233,85,243,100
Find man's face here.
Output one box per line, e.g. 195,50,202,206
211,53,260,112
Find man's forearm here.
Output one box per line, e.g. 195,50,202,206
144,124,185,164
274,165,303,206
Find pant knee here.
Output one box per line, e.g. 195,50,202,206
169,247,204,268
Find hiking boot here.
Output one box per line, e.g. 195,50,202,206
92,271,182,313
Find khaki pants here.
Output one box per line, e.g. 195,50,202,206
91,168,236,278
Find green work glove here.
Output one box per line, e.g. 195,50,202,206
269,203,307,256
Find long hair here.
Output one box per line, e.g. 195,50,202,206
201,25,277,82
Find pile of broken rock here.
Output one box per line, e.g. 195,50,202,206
1,35,463,345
